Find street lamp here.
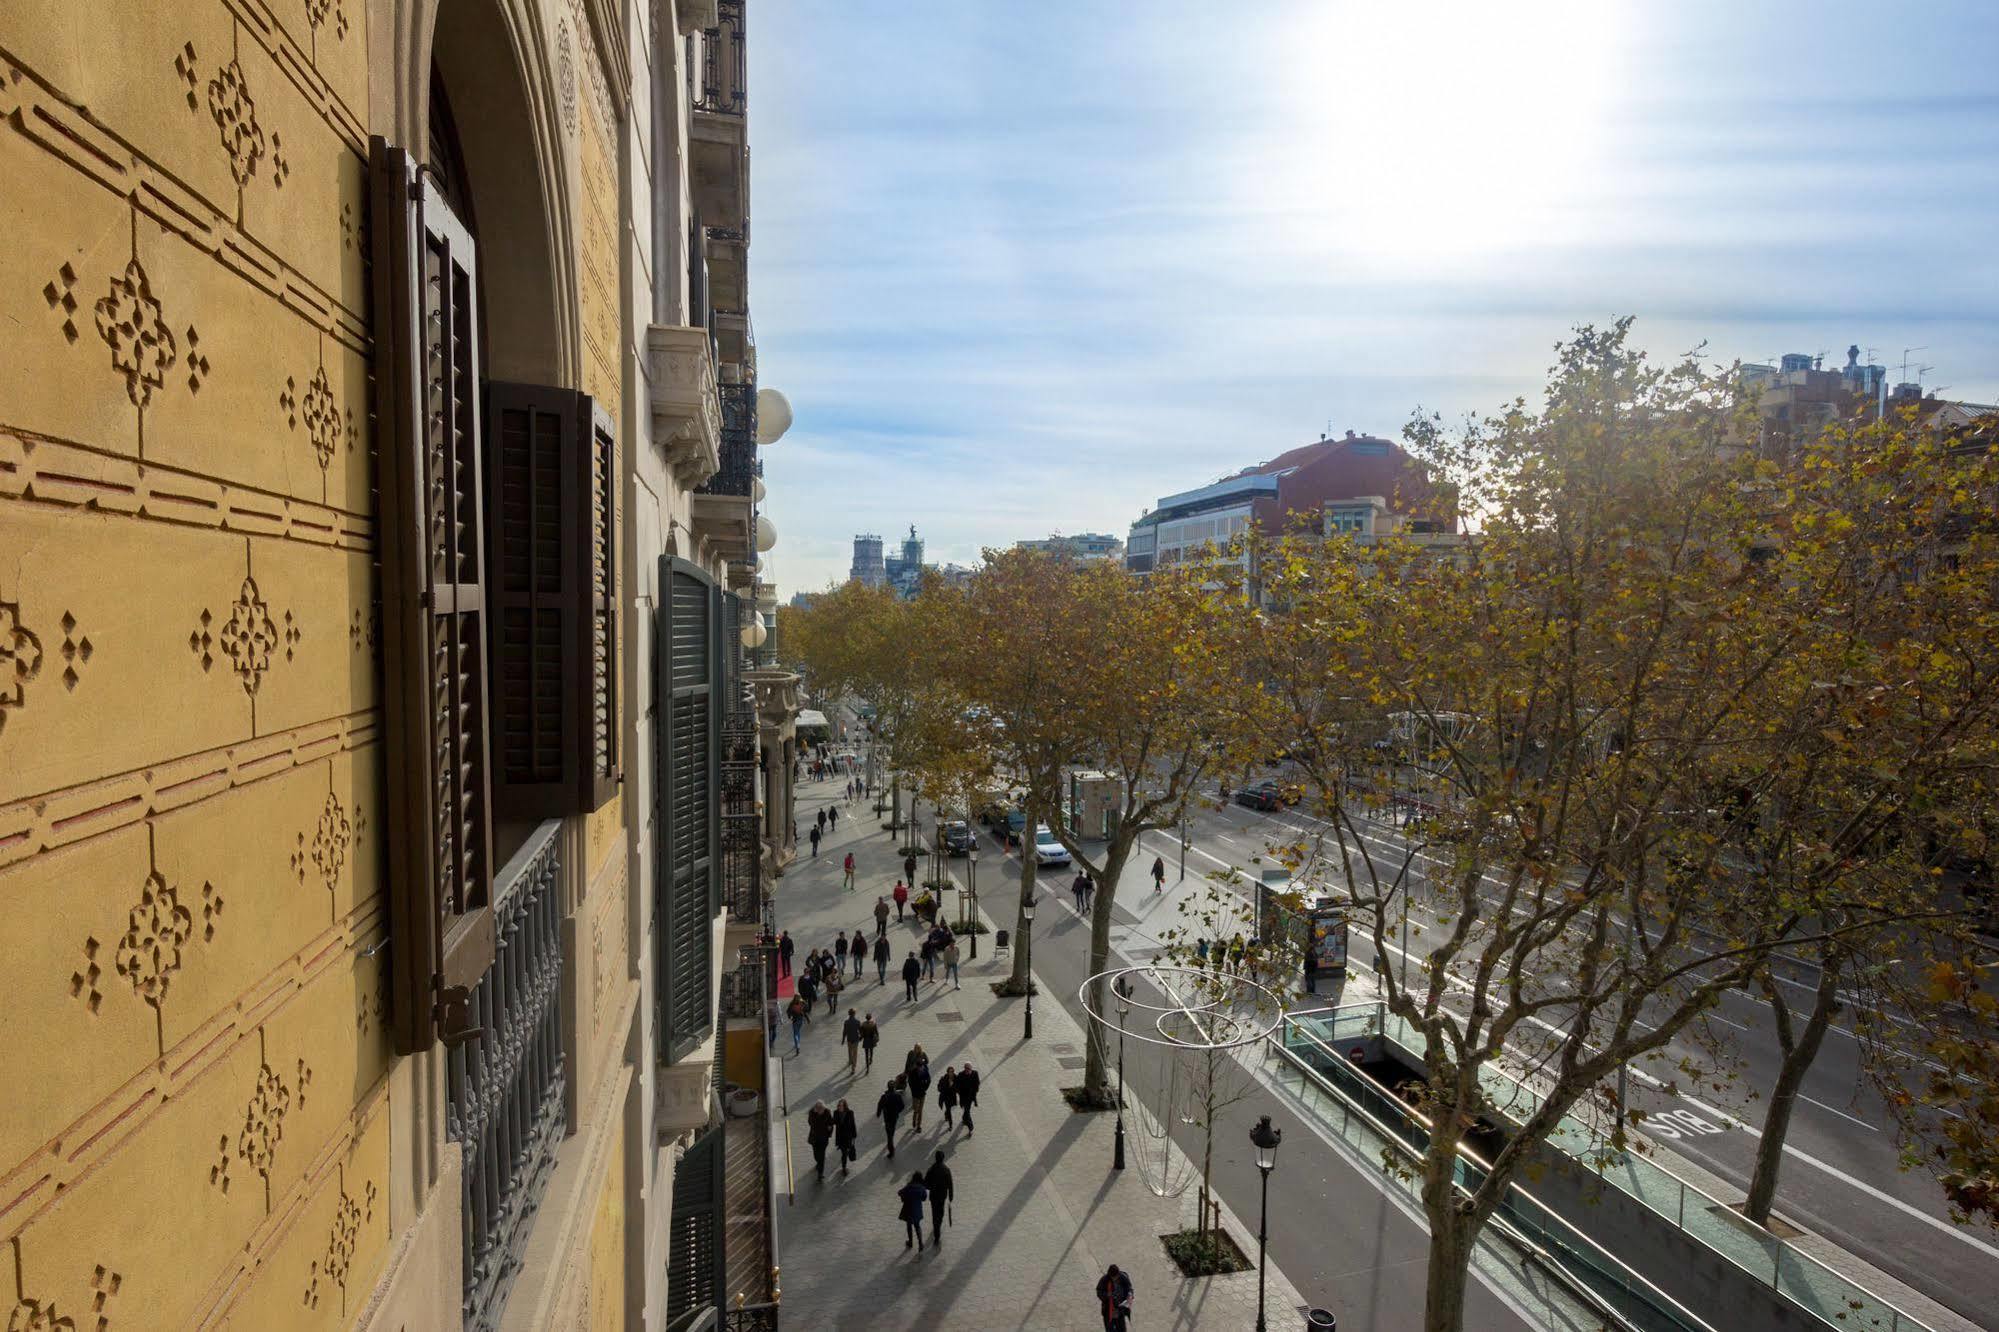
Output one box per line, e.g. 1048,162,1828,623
1249,1114,1283,1332
1021,893,1036,1041
1113,976,1132,1170
967,849,980,959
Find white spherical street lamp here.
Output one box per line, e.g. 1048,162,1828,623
755,514,777,553
755,388,792,445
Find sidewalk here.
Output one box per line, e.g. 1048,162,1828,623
771,777,1309,1331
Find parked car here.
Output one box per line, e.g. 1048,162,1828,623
1032,825,1072,867
1234,780,1281,812
940,819,977,855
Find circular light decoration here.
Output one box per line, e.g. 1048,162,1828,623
755,514,777,553
741,616,768,649
752,476,767,503
755,388,792,445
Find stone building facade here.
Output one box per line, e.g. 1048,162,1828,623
0,0,794,1329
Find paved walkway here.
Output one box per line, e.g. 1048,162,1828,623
772,777,1310,1331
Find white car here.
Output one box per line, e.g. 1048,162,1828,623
1032,825,1072,867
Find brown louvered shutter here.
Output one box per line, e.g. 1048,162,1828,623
659,556,716,1062
371,136,495,1053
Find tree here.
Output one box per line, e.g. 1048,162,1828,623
1236,324,1999,1332
783,580,925,833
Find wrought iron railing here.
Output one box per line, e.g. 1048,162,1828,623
718,945,770,1022
698,382,758,498
721,713,761,921
448,819,568,1332
696,0,746,116
724,1301,780,1330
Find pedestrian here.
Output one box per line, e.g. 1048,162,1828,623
1304,944,1319,995
924,1150,954,1247
1151,855,1166,894
903,1042,928,1082
817,807,827,834
797,966,819,1013
1194,937,1209,969
893,880,909,921
1229,932,1246,974
834,931,850,972
809,824,821,856
824,966,845,1015
943,936,961,989
957,1062,980,1134
850,928,869,978
1245,938,1262,984
844,851,857,892
1071,870,1087,914
828,805,838,832
1082,872,1096,914
1095,1265,1135,1331
786,995,808,1054
874,895,891,937
920,929,938,982
873,933,892,984
904,850,918,887
807,1100,834,1180
778,930,795,977
876,1078,906,1159
842,1008,863,1073
907,1052,931,1131
833,1099,859,1174
896,1171,929,1251
860,1014,880,1072
901,951,921,1001
937,1065,959,1128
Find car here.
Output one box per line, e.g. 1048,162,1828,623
1032,825,1072,867
1233,780,1281,812
940,819,977,855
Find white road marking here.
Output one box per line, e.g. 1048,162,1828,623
1798,1095,1879,1132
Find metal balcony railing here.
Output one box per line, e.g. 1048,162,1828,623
448,819,568,1332
724,1302,780,1330
696,0,746,116
698,382,758,498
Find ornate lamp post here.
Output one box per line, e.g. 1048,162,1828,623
1250,1114,1283,1332
1021,893,1036,1041
967,848,980,959
1113,975,1132,1170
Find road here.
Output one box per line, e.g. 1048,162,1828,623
1086,787,1999,1328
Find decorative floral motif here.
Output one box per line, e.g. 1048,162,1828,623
217,577,279,696
184,325,209,393
68,937,104,1014
306,0,350,42
43,262,80,343
305,1186,364,1309
557,19,577,136
6,1295,72,1331
302,366,340,470
59,611,92,692
207,60,265,187
114,871,195,1010
237,1061,293,1182
94,258,178,408
175,41,200,110
311,792,351,891
1,599,43,733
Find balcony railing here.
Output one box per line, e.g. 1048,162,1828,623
698,382,758,498
696,0,746,116
721,710,760,922
448,819,568,1332
719,944,773,1022
724,1302,781,1331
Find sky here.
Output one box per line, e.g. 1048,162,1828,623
746,0,1999,596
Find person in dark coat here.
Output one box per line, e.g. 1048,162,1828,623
809,823,821,856
828,805,838,832
850,928,868,978
873,933,892,983
832,1099,859,1174
842,1008,863,1074
1096,1265,1134,1330
924,1150,954,1246
896,1172,929,1251
822,966,844,1016
806,1100,834,1180
876,1078,906,1159
860,1014,880,1072
904,851,918,887
937,1065,959,1128
778,930,795,977
786,995,809,1055
817,807,828,834
901,951,922,1001
834,932,850,972
907,1053,932,1131
874,896,891,937
796,967,818,1012
956,1062,981,1134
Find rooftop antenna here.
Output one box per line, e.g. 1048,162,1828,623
1900,346,1929,382
1814,348,1829,371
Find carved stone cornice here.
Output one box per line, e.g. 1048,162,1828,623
675,0,720,36
746,668,801,725
646,324,722,487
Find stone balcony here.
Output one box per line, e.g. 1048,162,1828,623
646,324,721,487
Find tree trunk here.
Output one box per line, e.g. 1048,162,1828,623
1079,833,1135,1103
1006,801,1039,992
1744,959,1841,1226
1419,1122,1475,1332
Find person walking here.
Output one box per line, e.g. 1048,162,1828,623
1071,870,1087,914
957,1062,980,1134
842,1008,863,1074
920,928,938,982
907,1052,931,1131
797,966,819,1013
809,823,822,857
823,965,844,1015
892,880,909,921
903,850,918,888
833,1099,859,1174
1082,872,1096,914
817,807,828,835
786,995,808,1055
901,951,921,1002
843,851,856,892
806,1100,834,1181
828,805,838,832
860,1014,880,1072
937,1065,959,1128
874,895,891,937
924,1150,954,1247
778,930,795,978
834,931,850,974
1194,937,1209,969
896,1171,929,1251
873,933,892,984
850,928,868,978
1095,1265,1135,1330
1151,855,1166,894
1229,932,1246,974
876,1078,906,1160
943,936,961,989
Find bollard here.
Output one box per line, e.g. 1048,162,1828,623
1306,1310,1337,1330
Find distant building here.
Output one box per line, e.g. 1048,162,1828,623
1742,344,1994,451
1126,431,1454,574
850,533,887,587
1017,532,1125,563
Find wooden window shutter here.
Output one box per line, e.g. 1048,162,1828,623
370,136,495,1053
664,1122,726,1321
659,556,716,1062
482,387,621,819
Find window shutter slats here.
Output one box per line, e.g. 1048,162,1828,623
588,405,619,808
659,557,716,1062
665,1122,726,1320
371,136,495,1053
